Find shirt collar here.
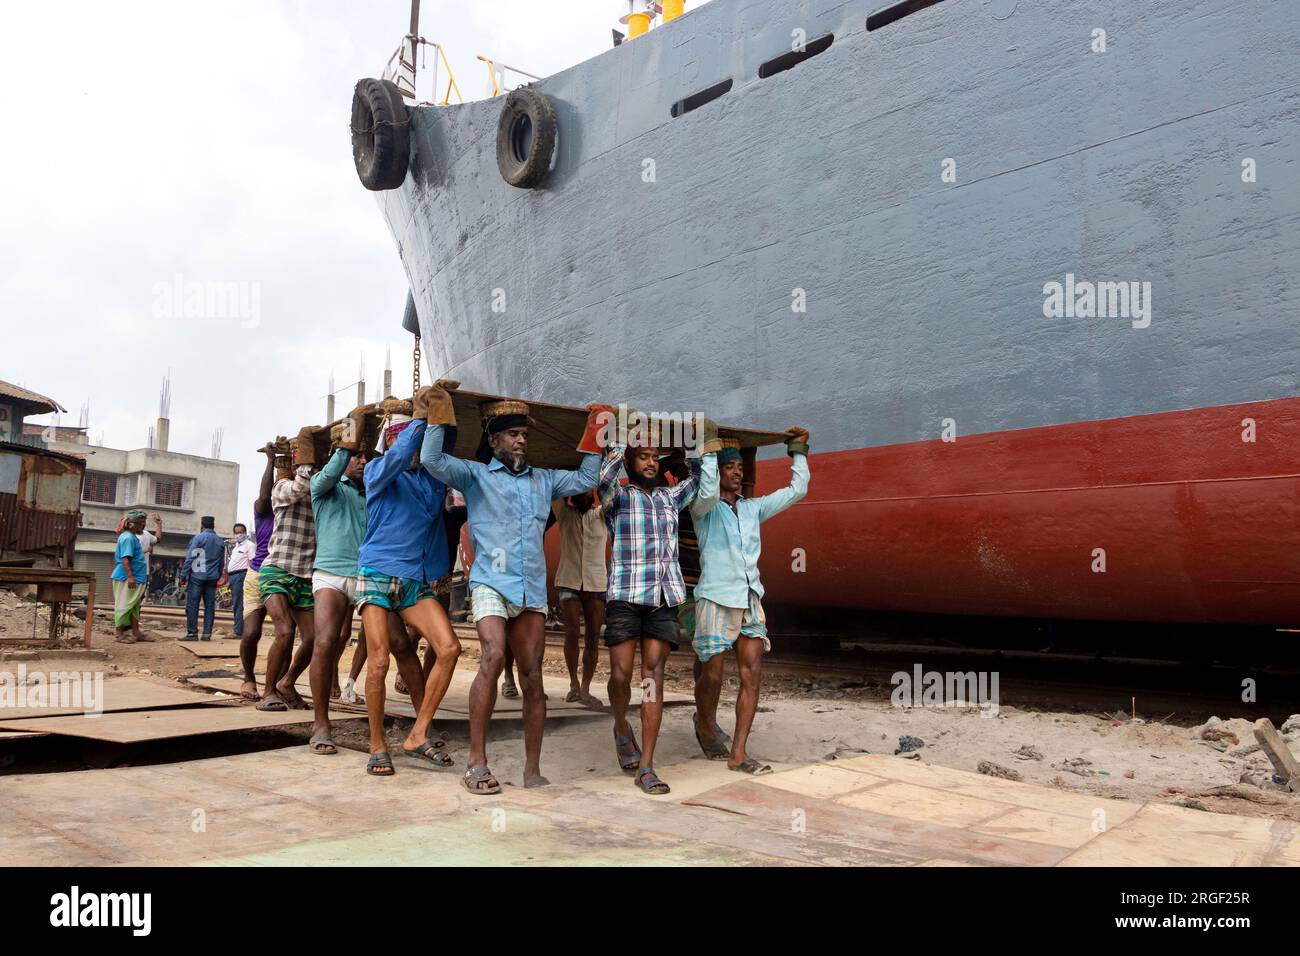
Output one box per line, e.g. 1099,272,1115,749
488,457,532,476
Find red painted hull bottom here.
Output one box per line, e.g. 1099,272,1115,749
754,398,1300,627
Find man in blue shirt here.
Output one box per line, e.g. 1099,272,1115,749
180,515,227,641
353,397,463,777
419,380,608,794
691,428,810,775
112,509,149,643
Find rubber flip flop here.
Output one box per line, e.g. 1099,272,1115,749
367,752,395,776
728,757,772,776
614,730,642,773
462,764,501,795
693,713,730,760
636,768,671,795
403,741,453,768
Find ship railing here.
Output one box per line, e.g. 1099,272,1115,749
382,35,465,106
476,56,541,97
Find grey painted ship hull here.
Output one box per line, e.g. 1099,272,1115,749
374,0,1300,625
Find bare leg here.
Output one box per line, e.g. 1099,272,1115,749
467,616,507,770
501,641,519,698
361,603,394,758
239,605,269,698
387,613,425,712
401,599,462,751
507,611,549,787
695,653,725,746
560,598,582,696
349,622,368,681
607,640,636,741
328,605,352,697
580,594,604,702
307,589,350,748
276,603,320,707
637,637,671,771
729,637,764,768
260,594,298,707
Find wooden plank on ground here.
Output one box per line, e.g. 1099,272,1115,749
0,705,364,744
0,676,220,720
1253,718,1300,790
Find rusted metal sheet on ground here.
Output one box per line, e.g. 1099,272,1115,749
682,777,1069,866
0,704,366,743
0,676,221,721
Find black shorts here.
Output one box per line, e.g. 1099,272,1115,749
603,601,680,649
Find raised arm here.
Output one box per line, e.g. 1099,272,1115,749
596,445,626,514
689,452,720,519
253,446,276,517
420,423,477,491
272,465,313,508
311,447,351,502
365,419,427,496
756,429,811,523
552,452,601,500
667,454,703,510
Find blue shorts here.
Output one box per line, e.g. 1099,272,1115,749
357,565,434,612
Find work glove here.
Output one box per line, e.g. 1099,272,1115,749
578,403,616,454
784,426,810,457
414,379,459,426
292,426,320,466
336,405,371,451
699,417,722,455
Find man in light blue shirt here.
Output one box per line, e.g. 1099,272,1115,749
690,427,810,775
419,380,608,795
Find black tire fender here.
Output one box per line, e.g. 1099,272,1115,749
352,78,410,191
495,87,557,189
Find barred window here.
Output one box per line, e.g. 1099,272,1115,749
151,477,184,508
83,471,118,504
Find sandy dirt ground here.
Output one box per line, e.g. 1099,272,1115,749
3,589,1299,824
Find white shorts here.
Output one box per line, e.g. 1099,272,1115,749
312,569,359,602
470,585,545,623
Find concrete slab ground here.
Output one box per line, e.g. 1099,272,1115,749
3,746,1295,866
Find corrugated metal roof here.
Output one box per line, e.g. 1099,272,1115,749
0,380,65,414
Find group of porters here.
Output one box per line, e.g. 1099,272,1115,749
238,381,810,795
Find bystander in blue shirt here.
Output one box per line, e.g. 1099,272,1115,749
183,528,226,582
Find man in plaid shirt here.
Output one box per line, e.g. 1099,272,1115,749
256,426,319,712
597,431,703,795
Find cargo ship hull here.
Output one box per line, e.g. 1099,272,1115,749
376,0,1300,625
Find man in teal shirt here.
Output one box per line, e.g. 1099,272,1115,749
274,406,370,751
690,428,810,775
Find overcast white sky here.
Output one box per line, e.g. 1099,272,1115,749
2,0,701,526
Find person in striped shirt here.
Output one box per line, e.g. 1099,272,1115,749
597,434,702,795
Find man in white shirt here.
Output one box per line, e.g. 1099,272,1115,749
226,522,257,638
136,512,162,580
